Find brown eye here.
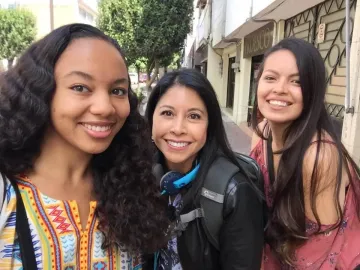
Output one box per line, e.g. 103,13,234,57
112,88,127,96
160,110,173,117
71,85,89,92
189,113,200,120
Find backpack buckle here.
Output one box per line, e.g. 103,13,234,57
174,208,205,233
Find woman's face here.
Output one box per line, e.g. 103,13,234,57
152,85,208,173
49,38,130,155
257,49,303,126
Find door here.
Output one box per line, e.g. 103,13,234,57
226,57,236,109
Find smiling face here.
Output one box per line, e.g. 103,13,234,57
257,49,303,126
49,37,130,155
152,85,208,173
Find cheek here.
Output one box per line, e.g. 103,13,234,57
256,84,267,101
114,100,130,119
194,124,208,147
151,119,166,140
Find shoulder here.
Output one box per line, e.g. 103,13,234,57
214,153,262,185
251,120,267,150
303,132,338,175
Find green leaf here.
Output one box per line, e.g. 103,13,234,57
0,8,37,61
97,0,193,71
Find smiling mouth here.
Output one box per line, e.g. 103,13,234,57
82,123,113,132
267,100,292,107
166,140,191,148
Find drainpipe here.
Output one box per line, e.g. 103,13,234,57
209,0,212,37
345,0,354,114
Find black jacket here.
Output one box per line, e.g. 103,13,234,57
144,156,264,270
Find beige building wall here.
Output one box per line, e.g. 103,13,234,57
342,0,360,165
220,44,238,121
21,1,96,40
235,41,252,125
21,3,77,39
206,44,223,103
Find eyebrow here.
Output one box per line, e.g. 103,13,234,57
159,105,205,113
264,69,299,77
64,71,129,84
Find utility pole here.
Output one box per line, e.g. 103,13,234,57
249,0,253,18
50,0,54,31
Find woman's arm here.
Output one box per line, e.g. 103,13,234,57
302,141,348,224
219,177,264,270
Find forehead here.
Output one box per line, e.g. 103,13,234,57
54,38,127,80
157,85,206,109
264,49,298,73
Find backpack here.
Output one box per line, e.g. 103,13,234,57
176,152,266,250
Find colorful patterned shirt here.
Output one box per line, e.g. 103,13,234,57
0,176,142,270
158,194,182,270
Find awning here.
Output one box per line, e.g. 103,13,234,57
214,0,325,48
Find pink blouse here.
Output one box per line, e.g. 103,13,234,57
250,139,360,270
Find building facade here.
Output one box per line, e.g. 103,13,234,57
183,0,360,164
0,0,98,39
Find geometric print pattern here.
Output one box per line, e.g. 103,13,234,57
0,176,142,270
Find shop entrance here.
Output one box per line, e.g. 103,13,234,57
247,55,263,126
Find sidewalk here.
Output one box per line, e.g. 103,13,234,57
222,113,252,155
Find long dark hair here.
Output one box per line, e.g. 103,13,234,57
0,23,169,253
251,38,360,263
145,68,261,204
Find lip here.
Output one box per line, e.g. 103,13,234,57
266,98,292,104
80,121,116,126
266,100,292,109
165,139,191,151
80,122,115,139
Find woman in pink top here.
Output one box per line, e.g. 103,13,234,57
250,38,360,269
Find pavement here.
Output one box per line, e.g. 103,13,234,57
222,112,252,155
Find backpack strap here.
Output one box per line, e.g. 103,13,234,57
199,156,239,250
0,173,5,211
175,154,265,251
9,177,38,270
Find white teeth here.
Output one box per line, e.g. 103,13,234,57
269,100,288,107
83,124,111,132
167,141,189,148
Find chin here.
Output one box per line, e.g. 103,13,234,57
81,143,112,155
266,117,295,125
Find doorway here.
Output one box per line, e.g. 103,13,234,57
226,57,236,109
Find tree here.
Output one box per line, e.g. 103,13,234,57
98,0,142,66
98,0,193,89
0,8,36,69
160,51,182,72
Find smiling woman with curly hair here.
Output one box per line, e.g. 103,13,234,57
0,23,169,270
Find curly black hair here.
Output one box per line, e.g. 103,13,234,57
0,23,169,253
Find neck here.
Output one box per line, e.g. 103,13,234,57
268,122,290,151
166,157,196,174
29,127,93,188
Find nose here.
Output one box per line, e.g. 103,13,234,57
170,116,186,135
272,79,288,94
89,91,115,117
